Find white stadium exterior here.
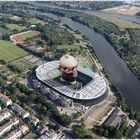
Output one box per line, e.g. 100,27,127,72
35,61,108,105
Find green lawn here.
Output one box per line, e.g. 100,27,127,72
27,18,44,24
55,44,81,51
19,31,39,41
0,27,10,34
0,40,28,62
6,24,26,31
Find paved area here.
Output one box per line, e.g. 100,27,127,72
57,106,77,116
82,89,116,129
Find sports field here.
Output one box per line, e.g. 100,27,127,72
10,31,41,43
27,18,44,24
19,31,40,40
6,24,27,31
0,40,28,62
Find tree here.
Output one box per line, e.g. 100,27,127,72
11,95,18,103
104,129,109,137
97,127,104,135
113,128,123,138
72,126,87,138
58,114,73,127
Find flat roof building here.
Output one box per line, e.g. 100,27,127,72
39,129,64,139
104,108,122,127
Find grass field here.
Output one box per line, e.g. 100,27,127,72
55,44,81,51
27,18,44,24
0,27,10,34
102,17,140,29
0,40,28,62
6,24,27,31
18,31,40,41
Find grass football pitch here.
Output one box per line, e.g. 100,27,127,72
0,40,28,62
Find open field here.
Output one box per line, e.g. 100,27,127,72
10,30,41,43
19,31,40,40
101,17,140,29
27,18,44,24
55,44,80,51
102,5,140,16
10,16,21,21
0,27,10,34
6,24,27,31
0,40,28,62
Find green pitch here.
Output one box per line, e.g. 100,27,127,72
27,18,44,24
6,24,26,31
0,40,28,62
19,31,38,41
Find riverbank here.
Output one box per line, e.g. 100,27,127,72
29,6,140,81
102,5,140,16
29,10,140,110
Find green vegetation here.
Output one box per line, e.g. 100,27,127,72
63,12,140,80
1,81,73,127
27,18,44,24
18,31,39,41
0,40,28,62
93,121,131,138
54,44,80,52
7,63,22,74
72,125,93,138
129,108,140,121
38,23,76,46
0,27,10,34
100,17,140,29
52,1,122,10
35,6,140,79
6,24,26,31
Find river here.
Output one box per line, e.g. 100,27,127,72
29,6,140,111
29,2,140,24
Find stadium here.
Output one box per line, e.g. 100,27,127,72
35,57,108,105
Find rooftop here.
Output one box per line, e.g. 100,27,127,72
36,61,107,100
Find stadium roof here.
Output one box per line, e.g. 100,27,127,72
36,61,107,100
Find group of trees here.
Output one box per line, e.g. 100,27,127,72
53,1,122,11
129,108,140,121
7,64,22,74
93,121,131,138
1,82,73,127
37,23,75,46
0,77,7,86
72,125,93,138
